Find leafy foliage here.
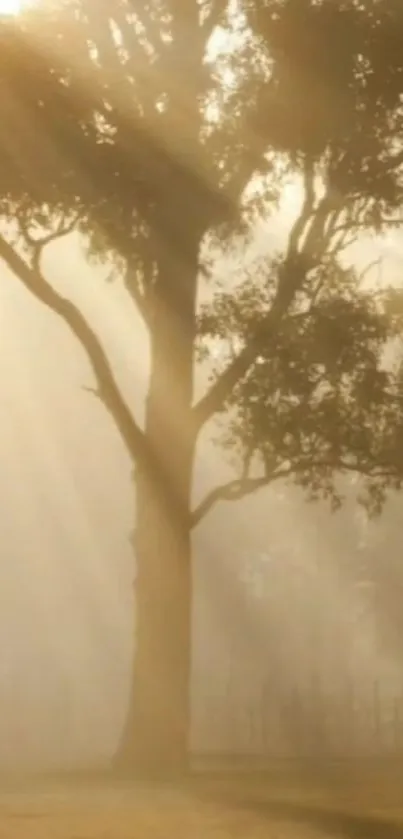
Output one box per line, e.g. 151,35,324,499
199,254,403,509
0,2,238,288
244,0,403,209
1,1,403,516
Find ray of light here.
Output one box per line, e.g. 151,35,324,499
0,0,21,15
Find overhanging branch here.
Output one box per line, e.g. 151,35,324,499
0,234,148,467
191,458,398,528
21,213,80,254
191,468,292,528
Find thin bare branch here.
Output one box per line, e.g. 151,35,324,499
20,211,152,327
192,464,296,527
192,475,271,527
19,213,80,268
0,234,147,467
357,257,383,285
332,215,402,240
191,457,397,527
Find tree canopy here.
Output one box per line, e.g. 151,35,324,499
1,0,403,518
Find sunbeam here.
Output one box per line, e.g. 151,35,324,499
0,0,21,15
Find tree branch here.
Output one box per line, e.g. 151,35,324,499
192,278,295,434
192,456,398,528
357,257,383,285
191,467,292,528
124,262,150,323
0,234,148,466
192,169,318,430
21,213,80,254
20,211,151,326
192,312,269,430
287,155,316,254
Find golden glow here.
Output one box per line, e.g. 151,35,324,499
0,0,21,14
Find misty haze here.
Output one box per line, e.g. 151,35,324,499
0,1,402,837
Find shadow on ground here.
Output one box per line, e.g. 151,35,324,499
194,768,403,839
241,799,403,839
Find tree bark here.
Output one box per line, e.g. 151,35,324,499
116,464,193,775
115,234,199,775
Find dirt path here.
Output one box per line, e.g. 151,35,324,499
0,779,401,839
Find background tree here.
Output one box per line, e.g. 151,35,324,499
1,0,403,772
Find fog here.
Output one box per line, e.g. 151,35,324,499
0,215,403,772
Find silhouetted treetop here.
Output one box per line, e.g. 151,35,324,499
1,2,402,241
1,0,403,517
244,0,403,209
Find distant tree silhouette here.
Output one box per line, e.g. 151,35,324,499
1,0,403,772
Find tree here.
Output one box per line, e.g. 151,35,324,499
1,0,403,773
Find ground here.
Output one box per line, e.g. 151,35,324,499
0,766,402,838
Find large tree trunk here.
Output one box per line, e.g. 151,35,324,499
115,234,199,775
117,464,193,775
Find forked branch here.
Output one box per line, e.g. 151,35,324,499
20,213,80,264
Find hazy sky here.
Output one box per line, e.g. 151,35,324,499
0,238,138,768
